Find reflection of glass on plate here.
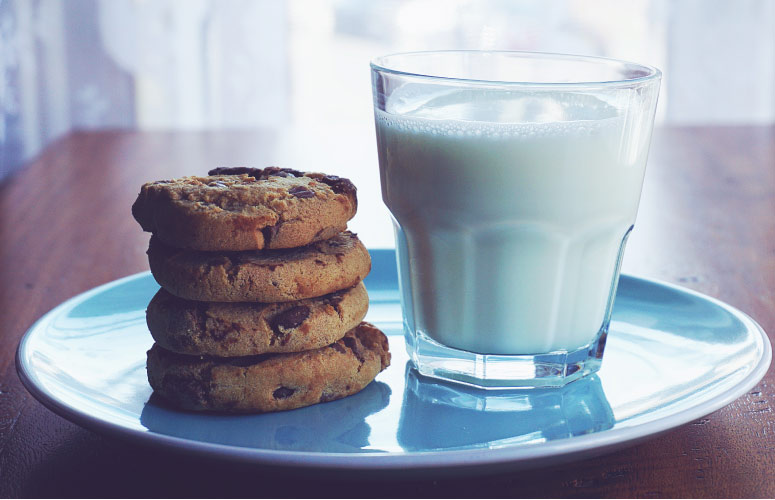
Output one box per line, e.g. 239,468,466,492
140,381,391,452
397,364,614,451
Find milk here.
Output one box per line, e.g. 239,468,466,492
375,87,650,355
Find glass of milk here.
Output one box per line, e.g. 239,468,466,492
371,51,661,388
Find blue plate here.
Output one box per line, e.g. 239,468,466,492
16,250,771,474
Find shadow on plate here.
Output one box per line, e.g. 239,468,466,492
140,381,391,452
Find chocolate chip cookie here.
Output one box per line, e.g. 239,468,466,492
147,231,371,302
146,322,391,413
132,167,357,251
146,282,369,357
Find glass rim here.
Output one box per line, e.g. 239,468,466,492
370,50,662,89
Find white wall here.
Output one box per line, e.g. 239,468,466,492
666,0,775,124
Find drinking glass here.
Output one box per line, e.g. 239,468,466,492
371,51,661,388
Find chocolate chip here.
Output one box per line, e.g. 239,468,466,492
318,175,356,209
325,290,345,308
318,175,356,197
263,166,305,178
270,305,310,345
342,336,365,364
288,186,315,199
261,225,278,246
273,306,310,331
208,167,265,177
273,386,296,399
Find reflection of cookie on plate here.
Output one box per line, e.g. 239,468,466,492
132,167,357,251
146,231,371,302
146,282,369,357
146,322,391,413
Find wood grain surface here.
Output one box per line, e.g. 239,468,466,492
0,128,772,498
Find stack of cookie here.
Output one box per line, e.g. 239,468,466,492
132,167,390,413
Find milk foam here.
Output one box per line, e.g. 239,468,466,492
376,88,648,354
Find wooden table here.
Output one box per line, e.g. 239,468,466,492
1,127,772,497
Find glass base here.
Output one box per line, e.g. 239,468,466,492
405,327,608,389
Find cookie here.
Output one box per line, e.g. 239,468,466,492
147,231,371,303
132,167,357,251
146,322,391,413
148,231,371,302
146,282,369,356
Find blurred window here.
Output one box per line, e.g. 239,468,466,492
1,0,773,184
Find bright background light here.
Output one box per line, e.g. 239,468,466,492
1,0,773,245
